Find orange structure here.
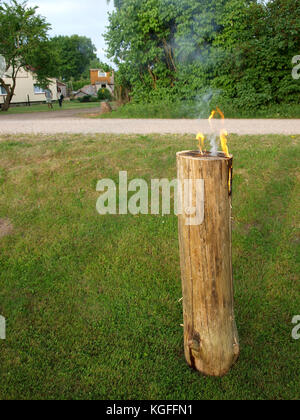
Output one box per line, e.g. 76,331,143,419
90,69,114,94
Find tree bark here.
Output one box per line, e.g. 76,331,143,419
162,38,177,73
0,76,16,112
177,151,239,377
148,65,157,89
1,90,13,111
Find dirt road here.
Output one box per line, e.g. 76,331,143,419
1,109,300,135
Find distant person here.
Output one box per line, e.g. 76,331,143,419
45,89,53,109
58,89,64,108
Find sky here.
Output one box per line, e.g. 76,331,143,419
27,0,115,63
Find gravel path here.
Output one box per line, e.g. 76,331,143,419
1,110,300,135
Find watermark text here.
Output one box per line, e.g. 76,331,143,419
292,315,300,340
0,315,6,340
292,56,300,80
96,171,205,226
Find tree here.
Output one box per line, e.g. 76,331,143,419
105,0,179,102
105,0,300,107
107,0,123,10
0,0,57,111
50,35,97,81
105,0,231,102
214,0,300,107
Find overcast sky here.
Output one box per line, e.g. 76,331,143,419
27,0,115,63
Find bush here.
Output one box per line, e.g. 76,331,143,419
97,88,112,101
105,0,300,111
78,95,92,103
78,95,99,103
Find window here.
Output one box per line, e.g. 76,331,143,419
34,85,45,94
98,71,106,78
0,86,7,95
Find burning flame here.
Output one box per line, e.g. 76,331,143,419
196,107,232,193
220,129,229,157
208,109,216,122
196,133,205,154
196,107,230,158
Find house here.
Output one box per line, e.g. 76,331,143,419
90,69,114,95
0,67,66,106
73,70,115,99
73,84,97,99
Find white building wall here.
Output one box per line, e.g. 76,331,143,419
0,68,58,105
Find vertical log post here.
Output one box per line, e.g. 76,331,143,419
177,151,239,377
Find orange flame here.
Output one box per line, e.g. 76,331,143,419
196,108,232,193
196,132,205,154
196,107,230,157
220,129,229,157
216,106,224,120
209,110,216,121
209,107,230,157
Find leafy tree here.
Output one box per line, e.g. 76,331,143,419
214,0,300,108
105,0,233,102
51,35,97,81
72,78,91,91
107,0,124,10
0,0,57,111
105,0,300,108
105,0,179,102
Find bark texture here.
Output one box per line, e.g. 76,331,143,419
177,151,239,377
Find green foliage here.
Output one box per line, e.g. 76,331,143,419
97,88,112,101
78,95,99,103
78,95,92,103
50,35,97,81
72,79,91,91
0,0,57,110
105,0,300,108
82,58,113,78
98,100,300,119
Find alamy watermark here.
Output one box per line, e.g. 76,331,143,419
96,171,204,226
292,316,300,340
292,56,300,80
0,315,6,340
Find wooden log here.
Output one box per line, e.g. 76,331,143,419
177,150,239,377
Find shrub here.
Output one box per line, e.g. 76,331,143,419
78,95,91,103
78,95,99,103
97,88,112,101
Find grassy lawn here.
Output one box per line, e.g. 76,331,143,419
98,101,300,119
2,100,300,119
0,133,299,400
0,101,100,115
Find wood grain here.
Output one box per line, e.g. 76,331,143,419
177,151,239,377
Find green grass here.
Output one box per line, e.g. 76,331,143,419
0,133,299,400
98,101,300,119
3,100,300,119
0,101,100,115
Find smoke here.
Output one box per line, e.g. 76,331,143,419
194,88,222,156
164,1,231,156
172,26,225,156
209,134,218,156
